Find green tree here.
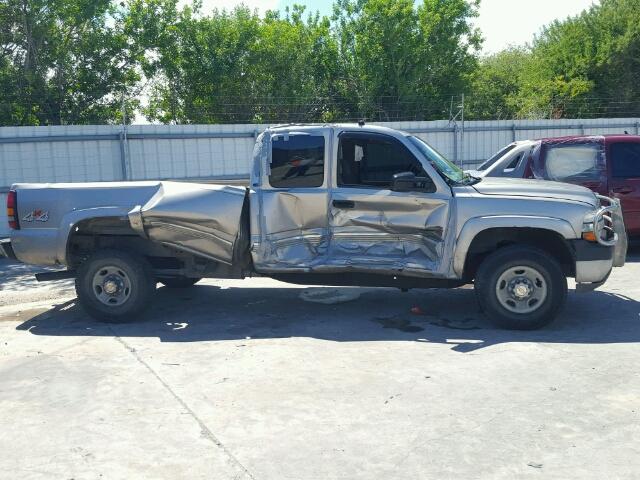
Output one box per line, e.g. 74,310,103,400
0,0,142,126
467,48,532,120
135,1,340,123
332,0,481,121
476,0,640,119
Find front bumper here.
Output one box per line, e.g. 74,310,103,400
573,195,628,293
0,239,17,260
594,194,627,268
571,239,614,291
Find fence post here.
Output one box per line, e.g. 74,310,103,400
460,94,465,167
511,124,516,143
452,124,459,165
118,131,128,180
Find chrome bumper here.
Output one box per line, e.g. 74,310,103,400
595,194,627,268
574,195,627,292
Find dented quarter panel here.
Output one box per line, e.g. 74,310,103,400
138,182,246,264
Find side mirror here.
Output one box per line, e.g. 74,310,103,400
391,172,435,193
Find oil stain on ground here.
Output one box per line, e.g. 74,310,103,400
373,316,424,333
373,314,480,332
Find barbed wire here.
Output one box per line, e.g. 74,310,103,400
2,94,640,125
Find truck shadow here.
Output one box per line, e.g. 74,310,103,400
15,282,640,353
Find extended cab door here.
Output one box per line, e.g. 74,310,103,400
250,128,331,271
608,137,640,236
327,131,452,275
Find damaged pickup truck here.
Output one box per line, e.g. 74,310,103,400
1,124,628,329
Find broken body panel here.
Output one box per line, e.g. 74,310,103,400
7,124,625,292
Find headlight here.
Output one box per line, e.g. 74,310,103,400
582,221,597,242
582,212,597,242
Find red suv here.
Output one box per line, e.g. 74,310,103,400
473,135,640,237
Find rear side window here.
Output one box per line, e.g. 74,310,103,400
269,135,325,188
611,142,640,178
505,152,524,170
338,133,427,189
478,143,517,171
544,145,602,182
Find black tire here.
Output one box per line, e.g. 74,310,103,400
158,276,201,289
475,245,567,330
75,249,156,323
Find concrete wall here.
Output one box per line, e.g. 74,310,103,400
1,118,639,237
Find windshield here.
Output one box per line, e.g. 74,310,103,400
477,143,517,171
407,135,472,184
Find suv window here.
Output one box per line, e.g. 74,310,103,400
505,152,523,171
611,142,640,178
478,143,516,171
338,133,427,188
544,144,602,182
269,134,325,188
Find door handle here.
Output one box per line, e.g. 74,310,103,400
613,186,634,195
332,200,355,209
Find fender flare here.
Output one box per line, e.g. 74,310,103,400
452,215,578,277
56,206,133,265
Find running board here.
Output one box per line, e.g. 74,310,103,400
35,270,76,282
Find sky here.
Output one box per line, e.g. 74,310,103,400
193,0,597,54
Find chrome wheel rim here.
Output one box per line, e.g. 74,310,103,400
92,266,132,306
495,265,547,314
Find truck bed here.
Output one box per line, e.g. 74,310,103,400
10,181,248,266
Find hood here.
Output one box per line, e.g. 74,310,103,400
471,177,597,206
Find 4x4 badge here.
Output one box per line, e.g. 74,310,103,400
23,209,49,223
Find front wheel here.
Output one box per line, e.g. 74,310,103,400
475,246,567,330
75,249,156,322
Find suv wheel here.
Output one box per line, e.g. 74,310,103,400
475,245,567,330
75,249,156,322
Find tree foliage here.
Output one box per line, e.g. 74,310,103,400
134,0,480,123
1,0,639,125
0,0,142,125
470,0,640,119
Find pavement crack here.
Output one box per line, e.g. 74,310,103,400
110,330,256,480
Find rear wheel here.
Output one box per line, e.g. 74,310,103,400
75,249,156,322
158,276,201,289
475,245,567,330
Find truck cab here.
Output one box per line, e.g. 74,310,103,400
248,124,457,277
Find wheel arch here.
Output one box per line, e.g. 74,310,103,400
454,217,577,279
63,213,171,270
57,207,135,265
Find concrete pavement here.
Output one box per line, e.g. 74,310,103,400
0,253,639,479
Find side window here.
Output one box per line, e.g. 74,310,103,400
544,144,602,182
478,143,516,171
338,134,427,189
269,135,325,188
504,152,523,171
611,142,640,178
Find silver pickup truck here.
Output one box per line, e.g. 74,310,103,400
1,124,628,329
